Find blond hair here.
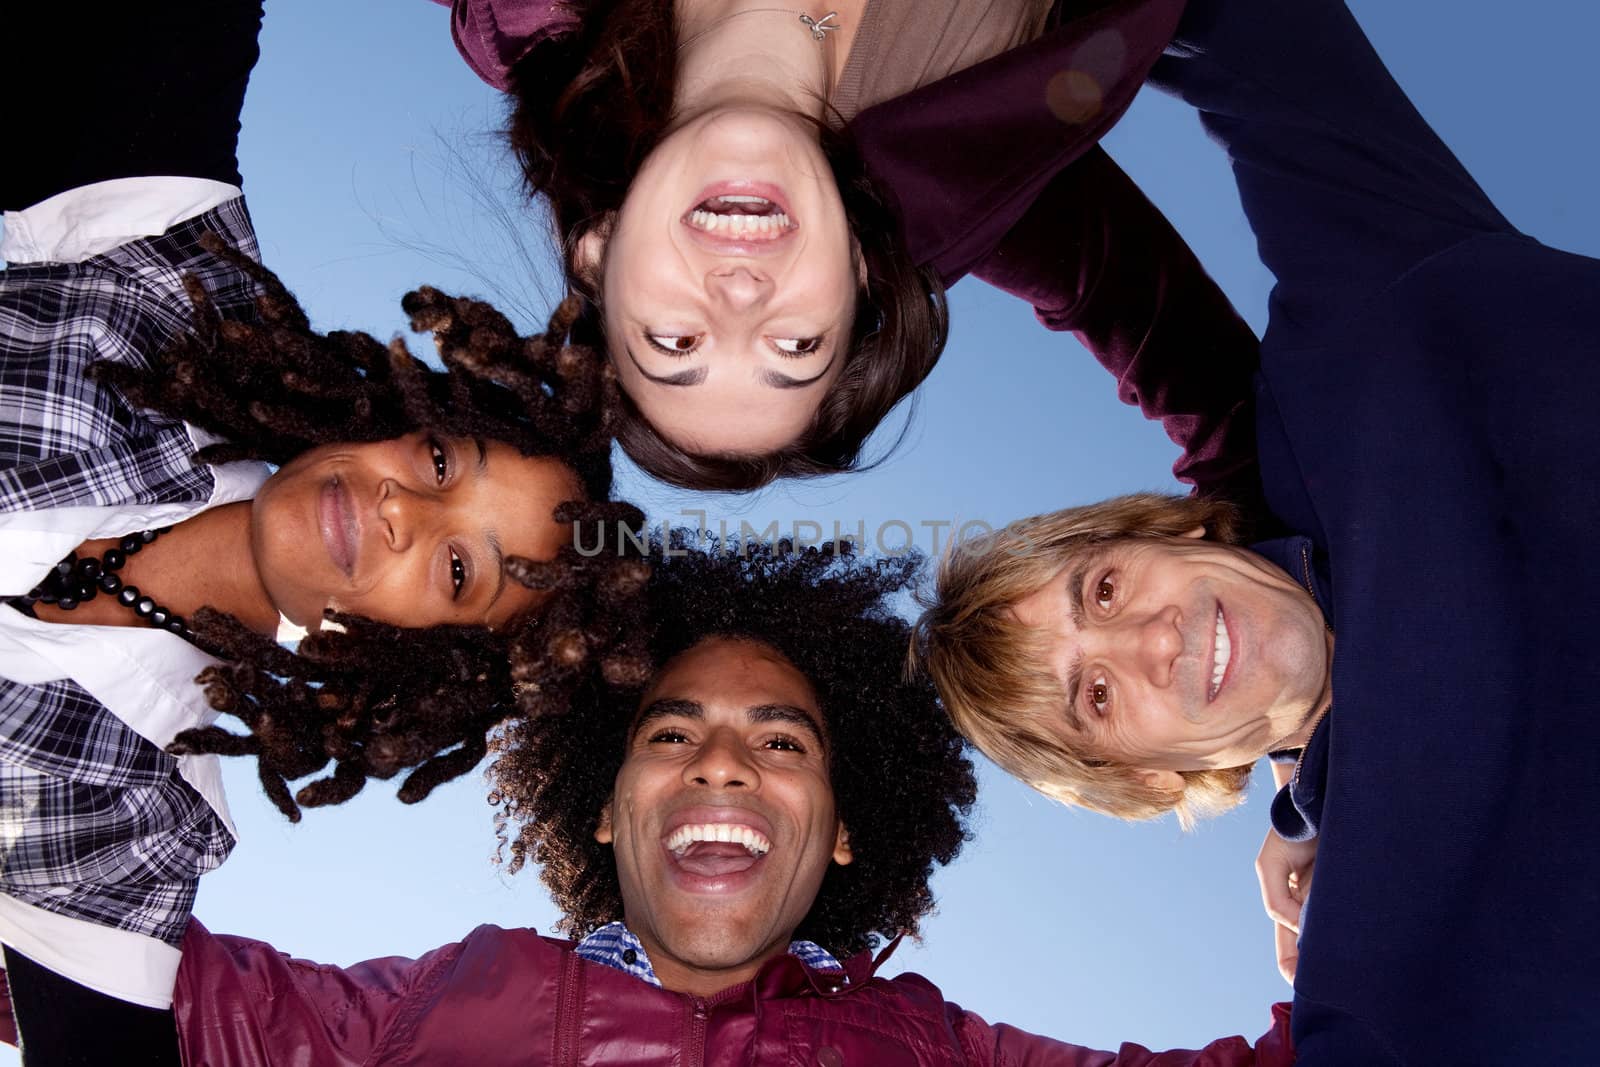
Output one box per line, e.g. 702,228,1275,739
913,493,1254,828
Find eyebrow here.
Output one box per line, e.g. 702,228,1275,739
747,702,827,747
626,342,837,390
470,438,507,609
630,698,826,749
759,353,836,390
484,530,507,609
625,344,708,387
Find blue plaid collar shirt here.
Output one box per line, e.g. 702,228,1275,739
0,196,270,1008
576,921,846,988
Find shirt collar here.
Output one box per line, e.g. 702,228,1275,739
574,921,844,989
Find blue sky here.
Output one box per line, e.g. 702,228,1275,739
5,2,1597,1060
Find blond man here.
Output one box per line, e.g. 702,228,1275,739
917,0,1600,1061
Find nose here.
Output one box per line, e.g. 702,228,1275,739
1127,604,1184,687
376,478,441,552
704,266,774,311
684,726,759,790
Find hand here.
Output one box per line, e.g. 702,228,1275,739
1255,827,1317,984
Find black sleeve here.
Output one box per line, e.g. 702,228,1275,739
1,0,264,211
3,947,180,1067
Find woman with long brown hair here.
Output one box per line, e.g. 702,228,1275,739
434,0,1263,500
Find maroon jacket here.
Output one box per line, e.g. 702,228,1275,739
432,0,1262,507
0,920,1291,1065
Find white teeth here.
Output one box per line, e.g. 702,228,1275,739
718,195,770,205
1211,609,1231,694
685,210,793,236
664,823,772,856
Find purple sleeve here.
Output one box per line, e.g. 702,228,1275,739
953,1001,1296,1066
851,0,1189,283
435,0,580,91
970,146,1263,509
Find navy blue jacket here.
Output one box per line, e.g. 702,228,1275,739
1153,1,1600,1063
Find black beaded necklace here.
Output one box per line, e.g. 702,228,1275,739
9,527,195,641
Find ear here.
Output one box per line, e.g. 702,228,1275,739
1180,525,1207,540
594,800,614,845
831,823,853,867
572,218,612,291
1137,768,1188,796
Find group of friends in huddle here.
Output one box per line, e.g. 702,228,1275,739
2,0,1595,1064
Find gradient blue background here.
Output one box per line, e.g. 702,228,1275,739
5,2,1596,1060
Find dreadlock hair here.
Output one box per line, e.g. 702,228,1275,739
506,0,949,491
90,233,653,821
488,535,976,958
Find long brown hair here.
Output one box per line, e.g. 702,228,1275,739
505,0,949,491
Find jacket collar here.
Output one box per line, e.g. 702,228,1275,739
1250,535,1335,841
575,921,845,993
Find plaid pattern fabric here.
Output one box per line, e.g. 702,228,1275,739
576,921,845,988
0,196,260,511
0,198,260,946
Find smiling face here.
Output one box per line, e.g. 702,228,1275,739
249,432,580,631
582,106,858,456
595,636,852,995
1008,533,1333,780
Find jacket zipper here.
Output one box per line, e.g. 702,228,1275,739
685,996,709,1066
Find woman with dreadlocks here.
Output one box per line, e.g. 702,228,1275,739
0,3,648,1061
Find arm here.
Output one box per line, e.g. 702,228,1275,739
169,920,443,1067
1147,0,1514,329
1,0,262,211
970,147,1264,515
954,1002,1295,1066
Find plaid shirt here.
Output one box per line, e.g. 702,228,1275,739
0,198,263,968
576,921,846,988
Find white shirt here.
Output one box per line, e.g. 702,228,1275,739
0,177,266,1007
1,176,242,265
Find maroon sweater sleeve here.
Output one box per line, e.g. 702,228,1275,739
170,920,449,1067
970,146,1264,509
954,1001,1296,1066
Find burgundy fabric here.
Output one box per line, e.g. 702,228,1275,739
849,0,1187,282
432,0,1262,505
430,0,579,91
129,919,1294,1065
0,965,14,1048
968,146,1263,511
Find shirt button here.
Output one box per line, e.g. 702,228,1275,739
622,949,637,965
816,1047,844,1067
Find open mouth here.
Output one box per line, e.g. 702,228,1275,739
664,822,772,879
1208,605,1232,701
684,195,795,241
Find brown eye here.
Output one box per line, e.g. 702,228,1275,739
1095,577,1115,608
1089,680,1110,714
773,335,824,356
449,548,466,598
428,437,449,484
647,333,702,355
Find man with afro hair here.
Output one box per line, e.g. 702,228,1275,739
1,539,1292,1065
